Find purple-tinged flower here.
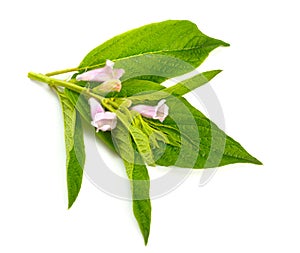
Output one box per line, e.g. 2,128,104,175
130,99,169,123
76,60,124,93
77,60,124,82
89,98,117,132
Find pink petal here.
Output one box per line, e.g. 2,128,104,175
130,104,157,118
88,98,104,119
92,112,117,131
76,66,114,82
93,112,117,121
106,59,115,68
113,68,125,79
76,60,124,83
154,99,169,122
130,100,169,122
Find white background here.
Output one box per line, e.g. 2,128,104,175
1,0,300,252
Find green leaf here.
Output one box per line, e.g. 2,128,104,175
129,126,155,166
111,112,151,244
164,70,222,96
78,20,229,81
66,114,85,208
123,156,151,245
64,88,90,122
153,97,262,168
126,70,222,103
111,119,135,164
58,92,76,153
57,92,85,208
112,120,151,245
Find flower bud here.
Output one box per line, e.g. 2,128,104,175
93,79,122,94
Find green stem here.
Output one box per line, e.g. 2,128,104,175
28,72,104,101
45,62,105,77
45,67,79,77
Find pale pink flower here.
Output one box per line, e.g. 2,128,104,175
130,99,169,122
76,60,124,93
89,98,117,132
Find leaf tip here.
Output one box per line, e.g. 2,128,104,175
246,155,263,166
143,232,150,246
223,41,230,47
202,69,223,82
67,200,75,210
67,191,80,209
253,158,263,166
213,69,223,75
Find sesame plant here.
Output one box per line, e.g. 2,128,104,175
28,20,261,245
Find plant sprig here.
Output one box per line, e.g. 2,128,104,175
28,20,261,245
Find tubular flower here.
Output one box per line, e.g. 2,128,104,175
89,98,117,132
130,99,169,123
76,60,124,92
